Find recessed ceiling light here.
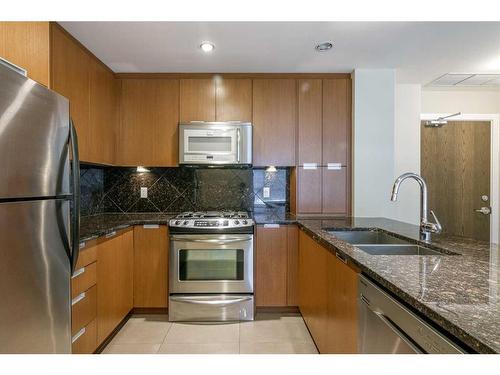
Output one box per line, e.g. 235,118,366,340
315,41,333,52
200,41,215,53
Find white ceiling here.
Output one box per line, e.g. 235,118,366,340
59,22,500,84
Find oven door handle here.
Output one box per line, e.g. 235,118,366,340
170,236,253,244
170,296,253,306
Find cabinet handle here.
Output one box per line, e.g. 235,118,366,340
71,292,86,306
105,230,117,238
327,163,342,170
143,224,159,229
79,241,86,249
263,224,280,229
71,267,85,279
335,251,348,264
71,327,86,343
303,163,318,170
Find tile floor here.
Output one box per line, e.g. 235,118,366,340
102,313,318,354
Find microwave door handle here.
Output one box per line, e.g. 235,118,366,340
236,128,241,163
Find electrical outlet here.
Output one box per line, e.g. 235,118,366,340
140,187,148,198
263,187,270,198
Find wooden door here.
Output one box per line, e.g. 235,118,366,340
215,78,252,122
421,121,490,241
252,79,296,166
50,24,91,161
97,230,134,343
297,79,322,165
298,230,328,352
89,59,117,164
180,78,216,122
322,79,351,167
0,22,50,87
133,225,168,308
255,225,288,306
297,167,322,214
118,79,179,166
322,167,349,215
286,225,299,306
326,254,358,353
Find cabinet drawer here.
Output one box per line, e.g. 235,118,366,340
71,285,97,336
71,261,97,299
75,244,97,269
72,319,97,354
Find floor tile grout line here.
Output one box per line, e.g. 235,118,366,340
157,321,174,353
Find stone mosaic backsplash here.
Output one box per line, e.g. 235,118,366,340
80,165,289,217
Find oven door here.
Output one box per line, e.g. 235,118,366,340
182,127,238,164
170,234,253,294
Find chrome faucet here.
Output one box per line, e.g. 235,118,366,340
391,172,442,241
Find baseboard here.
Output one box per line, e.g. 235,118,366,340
94,310,133,354
256,306,300,314
132,307,169,315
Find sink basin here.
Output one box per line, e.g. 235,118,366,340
355,244,456,256
327,230,410,245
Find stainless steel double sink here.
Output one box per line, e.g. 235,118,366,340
326,230,457,256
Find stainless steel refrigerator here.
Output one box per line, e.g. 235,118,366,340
0,59,80,353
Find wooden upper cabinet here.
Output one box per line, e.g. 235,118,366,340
50,24,91,161
180,78,216,122
215,78,252,122
255,225,288,307
89,59,117,165
118,79,179,166
133,225,168,308
0,22,50,87
323,78,351,166
252,79,296,166
298,79,322,165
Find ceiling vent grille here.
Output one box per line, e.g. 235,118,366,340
428,73,500,87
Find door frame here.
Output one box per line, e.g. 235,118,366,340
420,113,500,243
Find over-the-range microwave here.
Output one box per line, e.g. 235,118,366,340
179,122,252,166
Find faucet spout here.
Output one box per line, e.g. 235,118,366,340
390,173,441,241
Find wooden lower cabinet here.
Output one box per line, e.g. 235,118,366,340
255,224,299,307
72,319,97,354
97,229,134,344
133,225,168,308
298,229,359,353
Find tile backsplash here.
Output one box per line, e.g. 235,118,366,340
80,165,289,217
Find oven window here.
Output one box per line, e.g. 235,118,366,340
187,136,232,153
179,249,244,281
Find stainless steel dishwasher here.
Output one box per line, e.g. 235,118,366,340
358,275,466,354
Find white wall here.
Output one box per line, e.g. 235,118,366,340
393,84,422,225
352,69,396,218
422,89,500,113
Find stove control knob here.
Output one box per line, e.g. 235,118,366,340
234,220,240,225
183,221,189,225
242,220,248,225
175,220,181,225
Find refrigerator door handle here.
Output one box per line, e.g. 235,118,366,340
69,120,80,273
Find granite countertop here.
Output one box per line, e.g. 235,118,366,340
79,212,499,353
296,217,500,354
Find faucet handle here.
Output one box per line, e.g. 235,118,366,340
429,210,442,233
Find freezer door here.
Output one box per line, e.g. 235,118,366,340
0,199,71,353
0,63,70,199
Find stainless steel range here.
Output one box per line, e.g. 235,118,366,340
168,211,254,321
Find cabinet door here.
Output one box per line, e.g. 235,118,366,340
215,78,252,122
322,78,351,166
180,78,216,122
252,79,296,166
89,59,117,165
118,79,179,166
322,167,349,215
297,79,322,165
0,22,50,87
97,230,133,344
286,225,299,306
255,225,288,306
298,230,328,352
326,253,358,353
51,24,91,161
297,167,322,214
133,225,168,308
